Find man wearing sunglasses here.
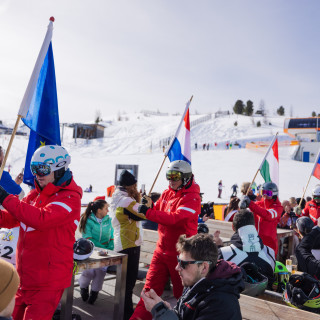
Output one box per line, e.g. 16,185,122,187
131,160,201,320
302,186,320,225
0,145,82,320
141,233,244,320
240,182,282,255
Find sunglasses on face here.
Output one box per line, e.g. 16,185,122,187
262,189,273,197
177,256,211,269
30,162,51,177
166,170,182,181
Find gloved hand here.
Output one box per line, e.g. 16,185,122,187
0,185,9,204
141,195,153,208
138,204,149,215
239,196,251,209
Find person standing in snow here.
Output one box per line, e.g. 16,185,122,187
231,184,238,197
218,180,223,198
130,160,201,320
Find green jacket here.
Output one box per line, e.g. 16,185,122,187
82,213,114,250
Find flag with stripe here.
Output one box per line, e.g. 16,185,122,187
166,99,191,164
312,149,320,180
21,18,61,186
259,136,279,186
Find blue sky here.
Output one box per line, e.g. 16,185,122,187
0,0,320,122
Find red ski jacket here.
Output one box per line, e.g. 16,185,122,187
0,176,82,290
303,200,320,225
146,178,201,256
249,198,282,254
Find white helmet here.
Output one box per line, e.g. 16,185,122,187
31,145,71,173
313,186,320,197
167,160,192,184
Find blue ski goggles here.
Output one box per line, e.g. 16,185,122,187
30,162,51,177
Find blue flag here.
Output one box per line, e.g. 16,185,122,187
22,42,60,186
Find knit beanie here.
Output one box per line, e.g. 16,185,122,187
119,170,137,187
0,259,20,312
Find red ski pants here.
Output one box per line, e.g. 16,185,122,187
130,250,183,320
12,287,64,320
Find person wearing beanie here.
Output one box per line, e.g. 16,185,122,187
109,170,145,320
0,259,20,320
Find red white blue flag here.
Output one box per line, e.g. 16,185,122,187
166,98,191,164
312,149,320,180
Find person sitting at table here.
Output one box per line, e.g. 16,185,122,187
78,196,114,304
218,209,275,287
295,216,320,278
141,233,244,320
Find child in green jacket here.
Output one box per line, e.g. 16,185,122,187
78,197,114,304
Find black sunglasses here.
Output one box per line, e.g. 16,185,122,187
177,256,211,269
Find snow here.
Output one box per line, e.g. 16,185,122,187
1,113,319,205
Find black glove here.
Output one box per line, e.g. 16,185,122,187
138,204,149,215
239,196,251,209
141,195,153,208
0,185,9,204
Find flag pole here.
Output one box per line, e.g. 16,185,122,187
246,132,279,196
148,95,193,196
0,115,23,180
298,148,320,207
0,17,54,182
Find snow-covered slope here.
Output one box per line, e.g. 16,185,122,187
0,113,317,204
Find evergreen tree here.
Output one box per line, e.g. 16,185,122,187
233,100,244,114
277,106,285,116
244,100,254,116
312,111,317,117
257,121,261,127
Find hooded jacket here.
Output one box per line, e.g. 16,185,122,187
109,187,146,252
146,178,201,256
218,225,275,286
303,199,320,225
82,213,114,250
151,260,244,320
0,171,82,290
249,197,282,254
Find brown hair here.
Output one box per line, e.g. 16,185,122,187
125,184,141,203
79,199,107,233
176,233,218,272
225,196,240,216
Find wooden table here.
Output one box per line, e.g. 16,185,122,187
240,293,320,320
60,250,128,320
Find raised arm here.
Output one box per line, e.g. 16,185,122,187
249,201,282,222
2,193,80,231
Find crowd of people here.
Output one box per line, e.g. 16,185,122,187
1,143,320,319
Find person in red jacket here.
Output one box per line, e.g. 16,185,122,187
302,186,320,225
130,160,201,320
0,145,82,320
240,182,282,255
